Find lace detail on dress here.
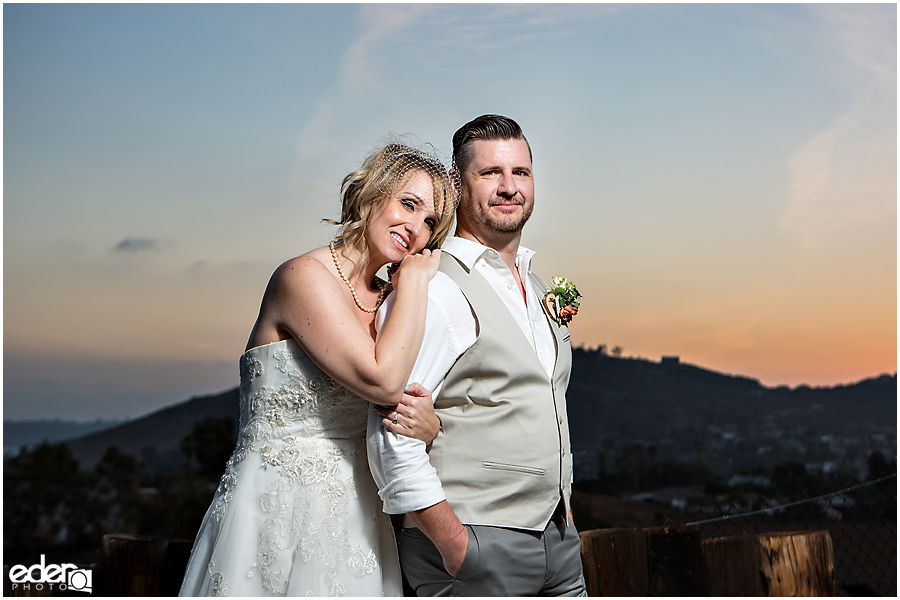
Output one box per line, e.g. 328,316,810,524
248,420,370,595
179,340,399,597
239,353,263,397
274,348,305,373
212,355,264,522
207,562,227,596
347,546,378,577
213,350,365,521
212,347,373,595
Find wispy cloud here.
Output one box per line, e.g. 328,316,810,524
296,4,623,161
341,4,436,98
296,4,437,161
820,4,896,83
112,237,159,253
780,4,896,248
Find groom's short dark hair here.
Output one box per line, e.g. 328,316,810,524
452,114,532,174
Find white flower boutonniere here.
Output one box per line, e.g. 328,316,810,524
543,276,582,325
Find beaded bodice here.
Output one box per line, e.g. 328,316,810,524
199,338,381,596
237,338,369,441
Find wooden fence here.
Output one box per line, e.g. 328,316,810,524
5,527,834,596
580,525,834,596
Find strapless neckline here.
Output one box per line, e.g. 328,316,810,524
241,337,300,359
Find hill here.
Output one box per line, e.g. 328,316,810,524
567,350,896,477
62,388,238,471
3,418,124,456
51,350,896,476
568,350,896,443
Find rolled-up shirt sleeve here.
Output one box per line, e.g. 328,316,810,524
366,272,475,515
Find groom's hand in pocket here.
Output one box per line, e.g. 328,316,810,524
377,382,440,444
409,501,469,577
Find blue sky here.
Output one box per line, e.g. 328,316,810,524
4,3,896,420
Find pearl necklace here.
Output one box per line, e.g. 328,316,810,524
329,241,385,313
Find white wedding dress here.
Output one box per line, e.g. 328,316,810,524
179,339,403,597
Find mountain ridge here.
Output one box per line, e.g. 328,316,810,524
59,388,239,471
7,351,895,474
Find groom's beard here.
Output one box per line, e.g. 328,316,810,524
463,196,534,235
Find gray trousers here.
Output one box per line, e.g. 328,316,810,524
400,513,587,597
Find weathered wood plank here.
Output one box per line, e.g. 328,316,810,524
580,528,649,596
646,523,708,596
100,533,169,596
702,530,835,596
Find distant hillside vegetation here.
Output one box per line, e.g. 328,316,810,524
568,350,896,444
566,349,895,476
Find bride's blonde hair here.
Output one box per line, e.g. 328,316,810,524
326,143,456,279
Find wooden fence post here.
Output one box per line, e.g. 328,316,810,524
702,530,835,596
100,533,191,596
646,524,708,596
580,528,649,596
580,524,708,596
163,540,194,596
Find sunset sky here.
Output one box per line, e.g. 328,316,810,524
4,3,896,421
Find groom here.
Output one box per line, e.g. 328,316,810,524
368,114,586,596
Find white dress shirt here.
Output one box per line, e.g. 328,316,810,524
366,237,557,514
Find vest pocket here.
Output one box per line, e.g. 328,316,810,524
482,460,546,477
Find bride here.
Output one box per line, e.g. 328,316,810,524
179,143,456,596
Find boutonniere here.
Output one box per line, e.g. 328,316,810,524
543,276,582,325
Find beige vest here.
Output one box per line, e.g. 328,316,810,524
424,252,573,531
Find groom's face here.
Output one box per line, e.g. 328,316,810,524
457,138,534,238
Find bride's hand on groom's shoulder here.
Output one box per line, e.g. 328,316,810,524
392,249,441,288
377,382,440,444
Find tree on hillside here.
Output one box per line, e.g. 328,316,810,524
91,446,143,533
180,416,236,481
3,442,101,563
137,416,237,539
